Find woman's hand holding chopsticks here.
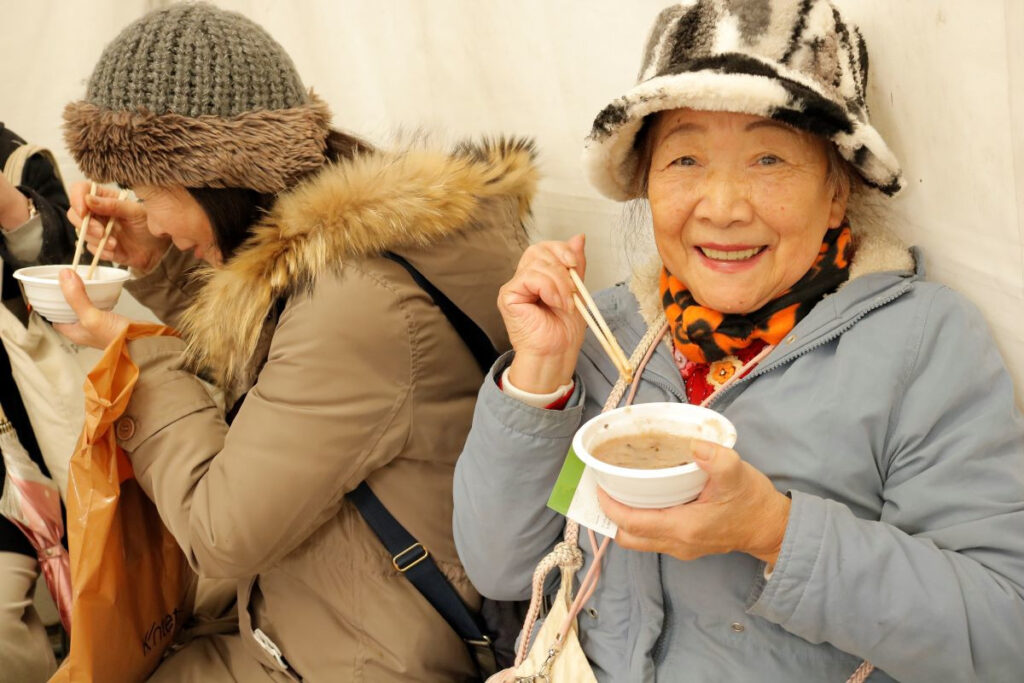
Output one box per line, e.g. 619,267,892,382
66,181,169,273
498,234,589,394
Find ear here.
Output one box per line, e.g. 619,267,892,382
828,177,850,228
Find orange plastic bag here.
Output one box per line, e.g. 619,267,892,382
51,323,189,682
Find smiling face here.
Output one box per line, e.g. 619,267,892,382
646,109,849,314
133,185,222,267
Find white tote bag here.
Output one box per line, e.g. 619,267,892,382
1,143,93,499
0,306,97,499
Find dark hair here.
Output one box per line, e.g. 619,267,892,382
188,129,374,261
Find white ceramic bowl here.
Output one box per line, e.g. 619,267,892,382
573,402,737,509
13,265,131,324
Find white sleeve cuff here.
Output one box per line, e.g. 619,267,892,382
500,367,574,409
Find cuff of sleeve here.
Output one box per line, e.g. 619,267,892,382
1,212,43,262
118,336,216,453
482,351,584,439
746,490,829,627
499,366,574,409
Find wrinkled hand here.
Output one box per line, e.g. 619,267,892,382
67,181,168,272
599,440,791,566
52,269,130,349
498,234,587,393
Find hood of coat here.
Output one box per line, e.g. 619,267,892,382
627,197,916,329
180,137,538,387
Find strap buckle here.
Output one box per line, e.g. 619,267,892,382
466,634,498,678
392,542,430,572
252,627,288,670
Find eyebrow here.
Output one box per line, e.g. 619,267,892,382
744,119,801,135
657,118,801,143
657,122,704,141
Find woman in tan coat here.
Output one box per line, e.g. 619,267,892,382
53,4,534,681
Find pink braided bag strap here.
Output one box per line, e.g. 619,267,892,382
513,322,668,666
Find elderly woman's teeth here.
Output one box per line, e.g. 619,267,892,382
699,246,762,261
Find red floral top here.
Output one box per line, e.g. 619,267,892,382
675,339,768,405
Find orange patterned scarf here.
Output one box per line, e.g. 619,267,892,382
661,225,853,363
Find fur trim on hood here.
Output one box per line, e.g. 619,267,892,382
180,137,538,388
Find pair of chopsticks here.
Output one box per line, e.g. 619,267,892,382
569,269,633,383
70,182,129,280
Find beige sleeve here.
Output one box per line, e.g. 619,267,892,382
120,266,413,579
0,552,57,682
124,247,204,329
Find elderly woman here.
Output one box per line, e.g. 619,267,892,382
454,2,1024,681
52,3,533,681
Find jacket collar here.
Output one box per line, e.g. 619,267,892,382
180,138,538,388
585,218,919,398
626,218,917,331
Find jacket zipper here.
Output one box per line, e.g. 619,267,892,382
641,373,687,403
705,284,912,410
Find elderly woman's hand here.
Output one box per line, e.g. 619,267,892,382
67,181,169,273
599,440,791,566
498,234,588,393
52,269,131,349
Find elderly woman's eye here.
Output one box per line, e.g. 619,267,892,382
671,156,697,167
757,155,782,166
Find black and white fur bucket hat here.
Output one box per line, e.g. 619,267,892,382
583,0,903,200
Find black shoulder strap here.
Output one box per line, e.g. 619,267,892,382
349,258,501,676
346,482,496,677
226,266,500,676
383,252,498,374
349,257,503,677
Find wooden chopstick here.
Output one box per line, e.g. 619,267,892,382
569,268,633,382
573,292,631,380
569,269,630,369
86,189,129,280
70,181,98,271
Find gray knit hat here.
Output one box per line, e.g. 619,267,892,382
583,0,903,201
63,2,330,194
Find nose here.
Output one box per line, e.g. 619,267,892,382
692,169,753,228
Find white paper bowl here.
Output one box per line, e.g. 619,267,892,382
573,402,737,509
13,265,130,324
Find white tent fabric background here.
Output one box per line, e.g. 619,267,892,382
3,0,1023,400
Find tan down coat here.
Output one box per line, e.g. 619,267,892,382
116,140,536,682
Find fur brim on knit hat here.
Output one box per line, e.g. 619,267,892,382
63,3,332,194
64,94,331,194
583,0,903,201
